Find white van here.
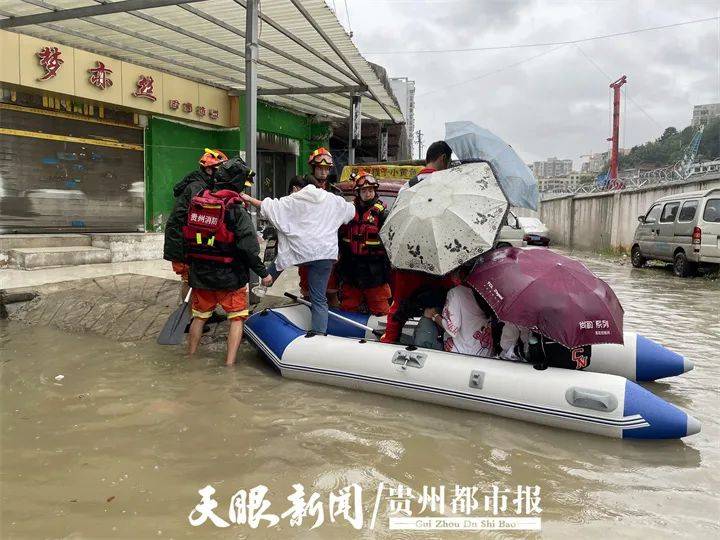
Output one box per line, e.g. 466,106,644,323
631,188,720,277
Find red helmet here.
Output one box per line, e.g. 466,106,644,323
199,148,228,168
308,147,333,168
354,170,379,192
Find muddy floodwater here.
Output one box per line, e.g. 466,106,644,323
1,254,719,539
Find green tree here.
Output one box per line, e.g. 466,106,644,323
660,126,678,141
698,118,720,160
611,118,719,172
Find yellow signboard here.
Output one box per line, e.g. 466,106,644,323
1,29,231,127
340,164,424,182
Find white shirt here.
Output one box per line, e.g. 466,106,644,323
260,184,355,271
441,285,493,356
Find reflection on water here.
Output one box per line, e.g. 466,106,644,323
1,255,719,538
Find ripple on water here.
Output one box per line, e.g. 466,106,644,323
1,255,718,539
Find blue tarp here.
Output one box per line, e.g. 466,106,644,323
445,121,539,210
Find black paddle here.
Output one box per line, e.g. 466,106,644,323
157,288,193,345
283,292,384,338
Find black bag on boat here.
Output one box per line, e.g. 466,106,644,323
526,334,591,371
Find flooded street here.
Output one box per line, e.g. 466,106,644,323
1,254,718,539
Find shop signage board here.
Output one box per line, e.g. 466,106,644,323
1,30,229,127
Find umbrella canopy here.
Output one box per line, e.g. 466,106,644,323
380,162,509,276
467,247,624,348
445,121,539,210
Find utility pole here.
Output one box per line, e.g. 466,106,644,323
607,75,627,185
416,130,423,161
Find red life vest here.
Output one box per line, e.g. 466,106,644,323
182,189,242,264
342,199,386,257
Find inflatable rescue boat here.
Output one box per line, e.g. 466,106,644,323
244,303,700,440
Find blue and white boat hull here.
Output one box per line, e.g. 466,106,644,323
245,306,700,440
341,311,692,381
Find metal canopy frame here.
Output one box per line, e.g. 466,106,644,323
0,0,402,123
0,0,204,28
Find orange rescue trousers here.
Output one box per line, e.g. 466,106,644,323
340,283,392,315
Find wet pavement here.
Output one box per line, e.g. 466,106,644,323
1,251,718,538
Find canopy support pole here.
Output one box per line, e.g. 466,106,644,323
349,93,362,165
245,0,259,208
245,0,260,301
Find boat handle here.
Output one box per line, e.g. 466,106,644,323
392,351,426,370
565,387,618,412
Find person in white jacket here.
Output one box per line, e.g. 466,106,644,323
241,170,355,335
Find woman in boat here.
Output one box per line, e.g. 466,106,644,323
421,266,494,356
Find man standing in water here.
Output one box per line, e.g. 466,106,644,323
164,150,272,365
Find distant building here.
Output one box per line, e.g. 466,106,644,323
537,172,594,193
581,152,608,174
581,149,629,174
692,103,720,127
389,77,416,158
532,157,573,178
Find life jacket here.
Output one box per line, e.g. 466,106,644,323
342,199,386,257
182,189,242,264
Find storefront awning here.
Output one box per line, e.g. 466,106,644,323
0,0,404,123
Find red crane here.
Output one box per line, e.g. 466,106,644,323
607,75,627,185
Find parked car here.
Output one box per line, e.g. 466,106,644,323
336,169,527,248
631,188,720,277
517,216,551,246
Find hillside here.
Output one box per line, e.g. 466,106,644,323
616,117,719,171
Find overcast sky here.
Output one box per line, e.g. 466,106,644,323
327,0,719,168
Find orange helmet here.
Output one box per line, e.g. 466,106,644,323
354,170,379,192
199,148,228,168
308,147,333,168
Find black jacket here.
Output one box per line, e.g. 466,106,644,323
163,170,267,290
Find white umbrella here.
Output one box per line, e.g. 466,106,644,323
380,162,509,275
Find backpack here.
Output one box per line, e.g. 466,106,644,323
182,189,242,264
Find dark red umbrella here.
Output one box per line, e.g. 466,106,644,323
467,247,624,348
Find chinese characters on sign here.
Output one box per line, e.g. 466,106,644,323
32,44,223,122
189,483,542,531
36,46,63,81
132,75,157,101
163,100,219,121
88,61,113,90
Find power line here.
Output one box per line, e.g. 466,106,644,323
573,44,662,130
417,44,567,98
365,16,718,55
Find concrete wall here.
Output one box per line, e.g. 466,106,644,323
529,175,720,252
